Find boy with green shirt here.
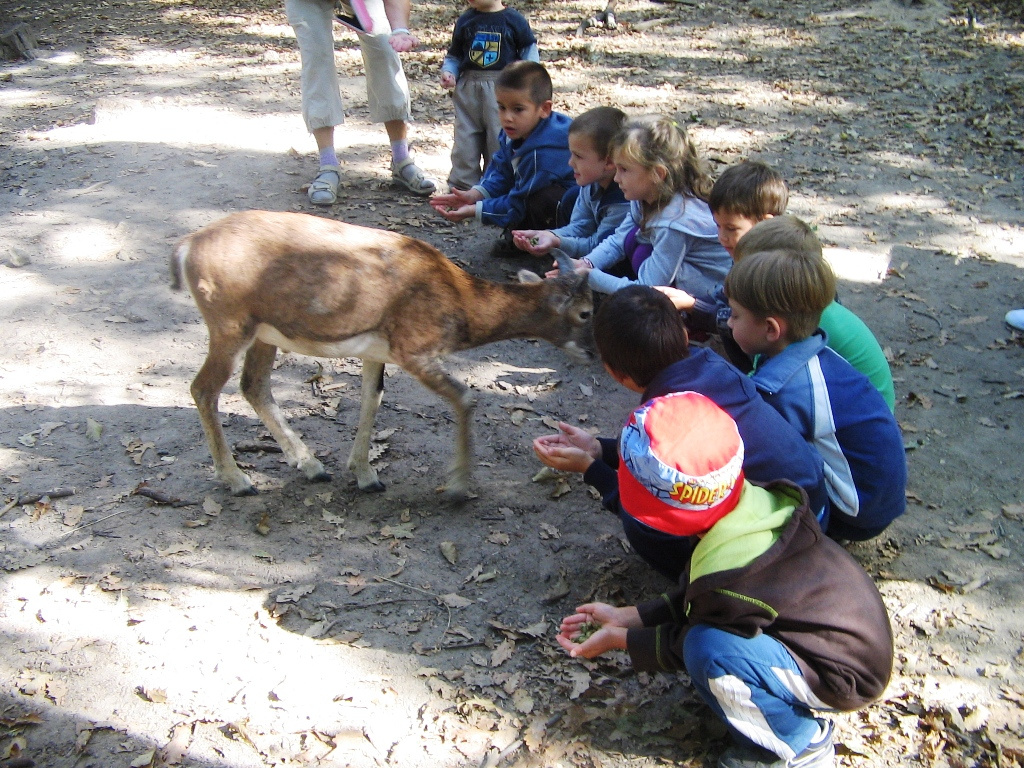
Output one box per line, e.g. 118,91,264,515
656,161,896,412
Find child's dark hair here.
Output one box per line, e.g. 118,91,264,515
568,107,628,159
611,115,714,231
496,61,553,105
709,160,789,219
733,215,821,262
724,249,836,342
593,286,689,387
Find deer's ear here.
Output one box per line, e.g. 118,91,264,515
517,269,543,284
552,248,574,274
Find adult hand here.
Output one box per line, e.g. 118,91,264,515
388,30,418,52
511,229,558,255
653,285,696,311
532,422,600,473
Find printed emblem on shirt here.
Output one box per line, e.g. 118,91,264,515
469,31,501,68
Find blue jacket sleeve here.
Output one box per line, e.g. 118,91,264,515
584,213,633,270
555,199,631,260
475,148,562,229
441,56,460,79
588,224,689,294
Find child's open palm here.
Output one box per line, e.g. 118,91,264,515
557,602,641,658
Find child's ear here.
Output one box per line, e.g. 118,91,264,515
765,316,786,343
653,164,668,183
539,99,553,118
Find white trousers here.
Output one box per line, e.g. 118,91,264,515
286,0,411,130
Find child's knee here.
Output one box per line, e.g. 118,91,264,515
683,624,739,676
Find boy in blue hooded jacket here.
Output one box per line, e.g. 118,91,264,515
430,61,574,250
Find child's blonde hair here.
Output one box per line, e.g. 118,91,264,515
734,215,822,262
724,248,836,342
611,114,713,231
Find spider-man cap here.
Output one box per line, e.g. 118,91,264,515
618,391,745,537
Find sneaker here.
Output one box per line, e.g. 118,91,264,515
718,719,834,768
1005,309,1024,332
392,157,437,196
308,165,340,206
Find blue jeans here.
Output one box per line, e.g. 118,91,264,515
684,625,830,760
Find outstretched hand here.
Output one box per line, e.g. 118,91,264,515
430,188,481,222
653,285,696,312
511,229,558,255
556,602,642,658
543,256,588,280
532,422,601,474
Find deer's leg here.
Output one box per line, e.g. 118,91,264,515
240,341,330,483
403,357,476,502
191,332,256,496
347,360,386,492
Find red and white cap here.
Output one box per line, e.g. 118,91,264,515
618,391,745,537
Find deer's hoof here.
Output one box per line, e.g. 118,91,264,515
358,479,386,493
310,470,333,483
441,487,470,506
232,484,259,497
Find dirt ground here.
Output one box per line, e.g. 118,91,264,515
1,0,1023,766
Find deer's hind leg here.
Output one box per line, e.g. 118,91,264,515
191,330,258,496
347,360,386,492
240,340,330,484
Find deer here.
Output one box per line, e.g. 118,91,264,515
170,210,593,501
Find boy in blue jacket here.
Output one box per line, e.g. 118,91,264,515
430,61,575,252
510,106,629,260
532,286,827,579
724,247,906,541
657,162,897,412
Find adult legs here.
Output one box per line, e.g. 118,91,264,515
359,1,436,194
287,0,346,203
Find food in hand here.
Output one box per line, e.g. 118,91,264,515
576,621,599,642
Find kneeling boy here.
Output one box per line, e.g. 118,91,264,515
724,247,906,540
430,61,575,251
533,286,827,579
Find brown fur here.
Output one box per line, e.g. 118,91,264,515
171,210,593,499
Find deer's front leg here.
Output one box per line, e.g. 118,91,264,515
192,333,256,496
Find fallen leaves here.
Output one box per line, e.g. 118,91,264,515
122,436,156,465
439,540,458,564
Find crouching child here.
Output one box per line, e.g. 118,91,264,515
556,391,893,768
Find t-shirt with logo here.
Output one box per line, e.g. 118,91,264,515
446,8,536,72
